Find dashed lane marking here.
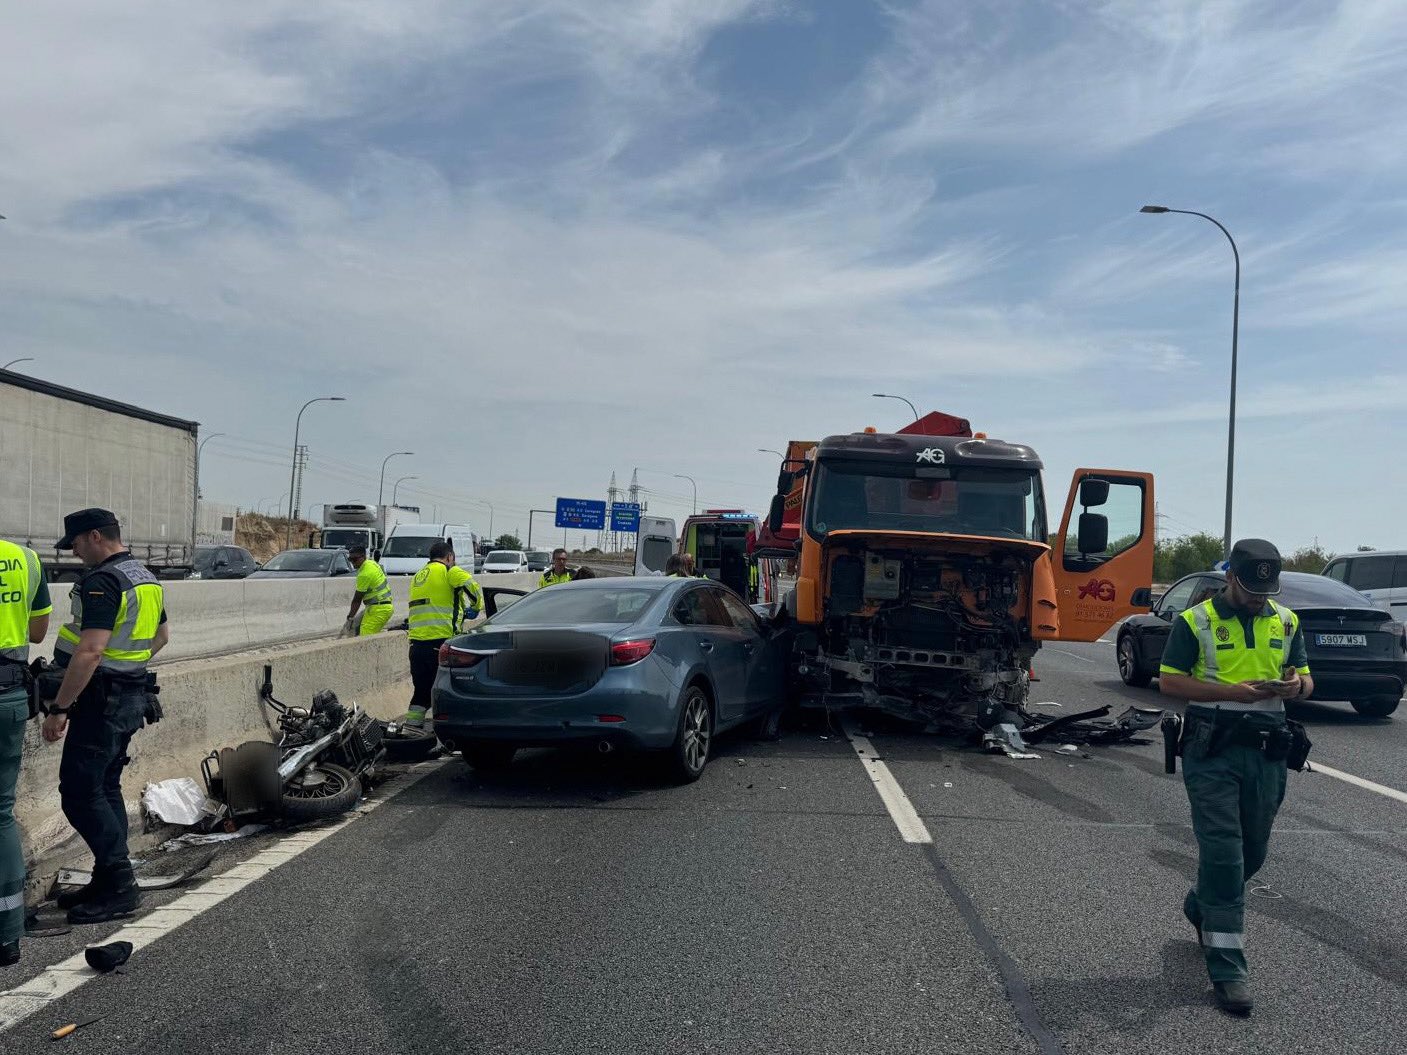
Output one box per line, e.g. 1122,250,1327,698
841,721,932,844
1311,761,1407,807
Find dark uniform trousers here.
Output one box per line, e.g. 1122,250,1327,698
57,673,148,871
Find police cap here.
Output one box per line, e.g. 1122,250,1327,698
57,508,120,550
1228,538,1282,595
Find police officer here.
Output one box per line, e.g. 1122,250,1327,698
405,542,482,727
538,548,573,589
42,509,169,925
345,545,393,635
0,537,52,966
1158,539,1312,1015
664,554,688,578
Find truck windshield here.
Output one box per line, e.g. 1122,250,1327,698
807,458,1046,541
321,528,368,549
382,535,439,558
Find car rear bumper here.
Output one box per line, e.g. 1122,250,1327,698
1309,667,1406,702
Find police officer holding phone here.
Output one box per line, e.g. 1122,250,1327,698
43,509,170,925
1158,539,1313,1015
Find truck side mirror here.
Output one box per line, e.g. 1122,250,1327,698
373,549,381,561
767,494,785,534
1077,512,1109,555
1079,478,1110,508
776,470,795,495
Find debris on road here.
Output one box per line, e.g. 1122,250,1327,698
84,941,133,973
141,777,219,827
1056,744,1080,755
1020,704,1163,746
982,723,1040,760
51,1016,103,1040
56,849,217,895
24,910,71,938
158,825,268,851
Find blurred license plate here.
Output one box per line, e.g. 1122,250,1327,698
1316,633,1367,647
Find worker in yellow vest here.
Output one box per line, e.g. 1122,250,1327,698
1158,539,1313,1016
1,537,52,965
538,548,573,588
405,541,482,726
45,509,170,926
345,545,393,635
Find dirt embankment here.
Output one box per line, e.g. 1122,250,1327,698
236,513,319,563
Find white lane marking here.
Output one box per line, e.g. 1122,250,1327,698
1046,648,1094,663
1311,761,1407,806
0,760,445,1034
841,721,932,845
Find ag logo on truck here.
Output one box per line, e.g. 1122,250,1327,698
1078,578,1116,603
916,447,946,464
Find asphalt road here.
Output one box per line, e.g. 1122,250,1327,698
4,639,1405,1054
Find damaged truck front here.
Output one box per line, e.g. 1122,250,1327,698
766,417,1156,736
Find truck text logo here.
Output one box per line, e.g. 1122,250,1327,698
916,447,945,464
1078,578,1116,603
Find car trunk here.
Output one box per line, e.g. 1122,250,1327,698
447,626,614,696
1298,607,1401,662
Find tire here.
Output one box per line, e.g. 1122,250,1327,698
1351,697,1400,719
461,742,517,771
663,684,714,784
281,762,361,822
1117,634,1152,688
376,721,439,762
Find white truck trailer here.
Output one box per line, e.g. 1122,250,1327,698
0,369,199,580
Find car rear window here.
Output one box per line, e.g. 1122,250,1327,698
490,587,658,625
487,551,522,562
1278,574,1375,608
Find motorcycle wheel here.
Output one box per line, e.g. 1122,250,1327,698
375,720,439,762
281,762,361,822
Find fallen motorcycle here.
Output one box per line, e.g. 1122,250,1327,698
202,665,385,825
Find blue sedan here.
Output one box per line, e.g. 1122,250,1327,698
430,577,785,782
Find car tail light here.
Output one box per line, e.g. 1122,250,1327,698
439,643,487,668
610,638,656,665
596,714,626,723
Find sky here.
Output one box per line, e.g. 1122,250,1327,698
2,0,1403,553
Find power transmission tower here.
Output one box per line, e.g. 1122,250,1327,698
606,471,621,553
292,445,309,522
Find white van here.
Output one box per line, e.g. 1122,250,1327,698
379,523,476,575
634,516,677,576
1323,550,1407,616
483,550,530,574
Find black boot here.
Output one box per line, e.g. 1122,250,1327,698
67,863,141,925
0,940,18,967
56,865,107,910
1213,980,1253,1015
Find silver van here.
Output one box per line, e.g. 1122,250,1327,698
1322,551,1407,616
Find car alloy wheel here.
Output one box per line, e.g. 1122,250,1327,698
1117,635,1152,688
665,686,713,784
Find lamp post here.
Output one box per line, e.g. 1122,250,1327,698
286,396,345,546
475,500,495,540
872,392,919,423
192,431,224,545
2,357,33,371
392,475,418,506
378,451,413,508
673,474,697,515
1140,204,1240,559
757,448,784,458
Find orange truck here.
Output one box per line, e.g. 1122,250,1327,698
763,411,1156,734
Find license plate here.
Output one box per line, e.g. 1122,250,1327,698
1316,633,1367,647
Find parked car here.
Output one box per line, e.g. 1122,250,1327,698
432,577,786,781
1115,571,1407,717
525,549,553,572
1322,550,1407,617
248,549,354,579
191,544,259,580
482,550,530,574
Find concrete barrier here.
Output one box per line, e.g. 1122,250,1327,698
16,631,418,866
39,570,544,663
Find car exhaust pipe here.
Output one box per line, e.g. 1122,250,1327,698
598,739,614,754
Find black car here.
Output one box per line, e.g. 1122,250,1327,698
248,549,354,579
1115,571,1407,717
192,544,260,580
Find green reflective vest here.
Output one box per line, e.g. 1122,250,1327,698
538,570,573,589
1173,598,1303,686
0,539,49,662
355,559,393,606
407,561,482,642
56,557,164,675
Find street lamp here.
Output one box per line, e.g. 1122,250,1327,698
474,500,495,539
673,474,698,515
757,448,784,458
377,451,414,507
392,475,418,505
872,392,919,423
192,432,225,542
2,358,33,371
1140,204,1240,559
286,396,345,546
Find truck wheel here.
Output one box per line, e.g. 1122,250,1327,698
1117,634,1152,688
1351,697,1399,719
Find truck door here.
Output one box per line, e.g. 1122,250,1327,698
1049,469,1156,642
